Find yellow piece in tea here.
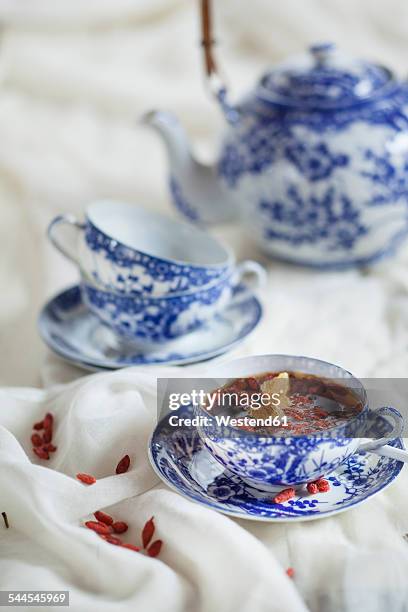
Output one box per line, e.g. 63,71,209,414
248,372,290,420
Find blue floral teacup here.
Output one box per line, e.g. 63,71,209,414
194,355,404,488
48,200,233,296
80,260,265,343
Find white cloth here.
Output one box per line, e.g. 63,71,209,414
0,369,307,612
1,368,408,611
2,1,408,610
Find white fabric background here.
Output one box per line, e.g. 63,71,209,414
1,1,408,610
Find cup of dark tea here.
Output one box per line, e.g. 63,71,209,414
194,355,403,488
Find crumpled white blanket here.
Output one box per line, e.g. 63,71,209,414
1,366,408,612
0,368,308,612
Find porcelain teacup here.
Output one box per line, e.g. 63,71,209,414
80,260,265,343
194,355,404,488
48,200,234,296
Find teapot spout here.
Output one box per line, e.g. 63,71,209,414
141,110,237,225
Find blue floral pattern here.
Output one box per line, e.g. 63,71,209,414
213,85,408,266
285,142,348,181
169,177,201,222
218,120,286,188
196,405,367,487
258,45,390,109
81,276,233,342
259,186,367,250
84,222,228,295
150,404,404,521
362,148,408,206
38,285,263,369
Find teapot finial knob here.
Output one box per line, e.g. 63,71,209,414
310,42,336,65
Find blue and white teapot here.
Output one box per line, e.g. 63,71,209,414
144,33,408,268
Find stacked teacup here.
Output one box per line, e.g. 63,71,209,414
48,201,265,344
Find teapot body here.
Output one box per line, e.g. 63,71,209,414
218,87,408,267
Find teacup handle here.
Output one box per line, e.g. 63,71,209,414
47,214,85,265
234,260,267,291
227,260,266,308
357,406,404,452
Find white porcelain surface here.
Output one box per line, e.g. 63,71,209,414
48,201,234,295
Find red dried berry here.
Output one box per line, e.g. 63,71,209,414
33,447,49,460
142,516,155,548
316,478,330,492
85,520,111,535
230,378,246,391
121,543,140,552
115,455,130,474
43,443,57,453
272,487,296,504
112,521,128,534
31,433,43,447
33,420,44,431
147,540,162,558
42,430,52,444
286,567,295,578
43,413,53,430
247,377,259,390
100,534,123,546
94,511,113,526
314,408,328,418
238,424,255,432
76,473,96,485
307,482,319,494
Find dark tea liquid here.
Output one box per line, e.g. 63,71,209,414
208,371,363,435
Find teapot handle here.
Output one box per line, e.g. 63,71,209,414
200,0,239,124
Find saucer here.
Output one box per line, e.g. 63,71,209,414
149,404,404,522
38,285,263,370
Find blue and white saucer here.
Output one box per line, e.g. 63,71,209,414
149,404,404,522
38,285,262,370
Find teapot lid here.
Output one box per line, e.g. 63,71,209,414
256,43,394,109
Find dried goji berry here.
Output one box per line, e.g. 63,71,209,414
121,543,140,552
100,534,122,546
31,433,42,447
307,482,319,494
313,408,328,418
85,521,111,535
43,443,57,453
247,377,259,390
272,487,295,504
33,447,49,460
43,413,53,430
94,511,113,526
115,455,130,474
235,379,247,390
112,521,128,534
147,540,162,557
76,473,96,485
316,478,330,492
238,424,255,432
286,567,295,578
42,430,52,444
142,516,155,548
33,420,44,430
